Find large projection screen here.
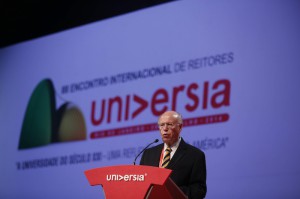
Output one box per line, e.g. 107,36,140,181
1,0,300,198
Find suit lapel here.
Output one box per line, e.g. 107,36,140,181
153,144,164,167
166,138,188,169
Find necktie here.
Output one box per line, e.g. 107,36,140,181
161,147,172,168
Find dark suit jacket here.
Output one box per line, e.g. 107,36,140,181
140,138,207,199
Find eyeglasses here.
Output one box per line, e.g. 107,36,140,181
158,123,180,129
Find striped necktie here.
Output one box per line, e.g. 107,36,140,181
161,147,172,168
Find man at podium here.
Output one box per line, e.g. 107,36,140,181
140,111,207,199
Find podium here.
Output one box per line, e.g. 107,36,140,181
85,165,188,199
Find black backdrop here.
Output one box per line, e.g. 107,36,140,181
0,0,175,48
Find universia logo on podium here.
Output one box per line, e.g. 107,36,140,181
106,173,146,181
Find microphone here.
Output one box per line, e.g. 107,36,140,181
133,139,159,165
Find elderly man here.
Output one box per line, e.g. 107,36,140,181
140,111,207,199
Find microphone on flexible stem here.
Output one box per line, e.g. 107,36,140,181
133,139,159,165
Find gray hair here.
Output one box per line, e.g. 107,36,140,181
158,111,183,124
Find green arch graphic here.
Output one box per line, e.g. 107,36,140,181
19,79,87,150
19,79,56,149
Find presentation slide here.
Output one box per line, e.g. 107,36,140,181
0,0,300,198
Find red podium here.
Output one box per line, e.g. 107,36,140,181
85,165,188,199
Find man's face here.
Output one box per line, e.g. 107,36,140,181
158,112,182,146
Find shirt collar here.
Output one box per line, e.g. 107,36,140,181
164,137,181,151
